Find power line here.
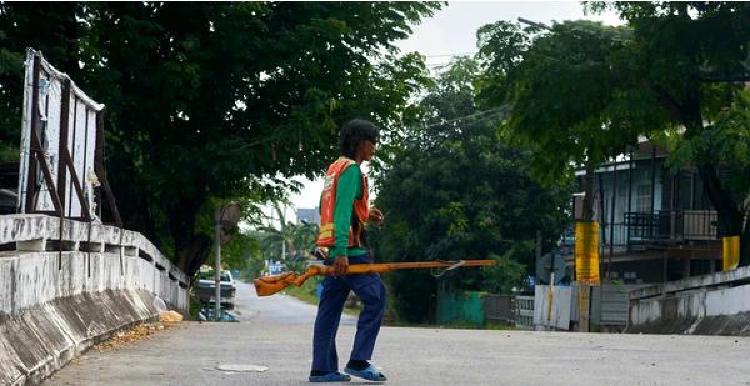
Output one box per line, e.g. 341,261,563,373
420,105,510,130
423,51,478,59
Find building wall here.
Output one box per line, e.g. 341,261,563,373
591,157,718,249
296,207,320,225
565,157,721,285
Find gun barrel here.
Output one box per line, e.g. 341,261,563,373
253,259,495,297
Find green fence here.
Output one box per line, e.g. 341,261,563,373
436,290,485,326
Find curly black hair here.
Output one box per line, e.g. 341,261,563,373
338,119,379,159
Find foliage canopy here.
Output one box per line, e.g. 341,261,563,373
0,2,440,275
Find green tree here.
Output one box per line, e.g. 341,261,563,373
594,2,750,264
0,2,441,275
253,198,319,274
371,58,571,323
0,3,82,161
260,221,319,274
290,221,320,259
204,232,259,272
475,19,662,221
479,3,750,265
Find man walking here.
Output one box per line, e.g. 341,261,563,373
309,119,387,382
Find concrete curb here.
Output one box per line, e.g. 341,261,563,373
0,289,158,385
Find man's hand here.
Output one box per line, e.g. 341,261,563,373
333,255,349,276
368,207,384,225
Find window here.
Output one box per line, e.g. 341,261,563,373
635,184,652,212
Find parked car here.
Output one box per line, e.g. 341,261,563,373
197,270,236,310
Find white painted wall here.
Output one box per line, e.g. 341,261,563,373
534,285,572,330
705,285,750,316
629,281,750,333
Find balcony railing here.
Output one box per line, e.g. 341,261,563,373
624,210,717,243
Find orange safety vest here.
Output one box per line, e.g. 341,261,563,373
316,157,369,249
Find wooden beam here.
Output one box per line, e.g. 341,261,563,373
95,110,122,227
62,150,90,221
32,147,63,213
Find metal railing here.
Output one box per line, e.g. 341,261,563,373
563,210,719,253
624,210,717,243
514,295,535,330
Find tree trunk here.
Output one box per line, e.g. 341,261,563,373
171,195,211,277
695,164,742,237
695,163,749,267
683,105,747,265
667,85,750,265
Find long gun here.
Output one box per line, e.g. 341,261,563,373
254,260,496,296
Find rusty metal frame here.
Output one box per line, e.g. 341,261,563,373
20,49,126,276
22,50,123,273
24,51,109,223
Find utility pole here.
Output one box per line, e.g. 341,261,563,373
280,202,286,264
214,207,223,321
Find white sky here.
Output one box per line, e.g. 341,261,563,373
275,1,623,224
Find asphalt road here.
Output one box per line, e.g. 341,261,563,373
232,281,356,326
47,282,750,386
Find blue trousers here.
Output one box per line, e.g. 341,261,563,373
311,255,386,373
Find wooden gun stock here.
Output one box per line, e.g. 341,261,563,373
253,260,496,296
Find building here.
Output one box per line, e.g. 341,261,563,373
559,140,721,285
295,207,320,225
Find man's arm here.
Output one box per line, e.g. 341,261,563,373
331,164,361,259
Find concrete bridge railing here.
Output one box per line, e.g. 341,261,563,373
627,265,750,335
0,214,190,385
